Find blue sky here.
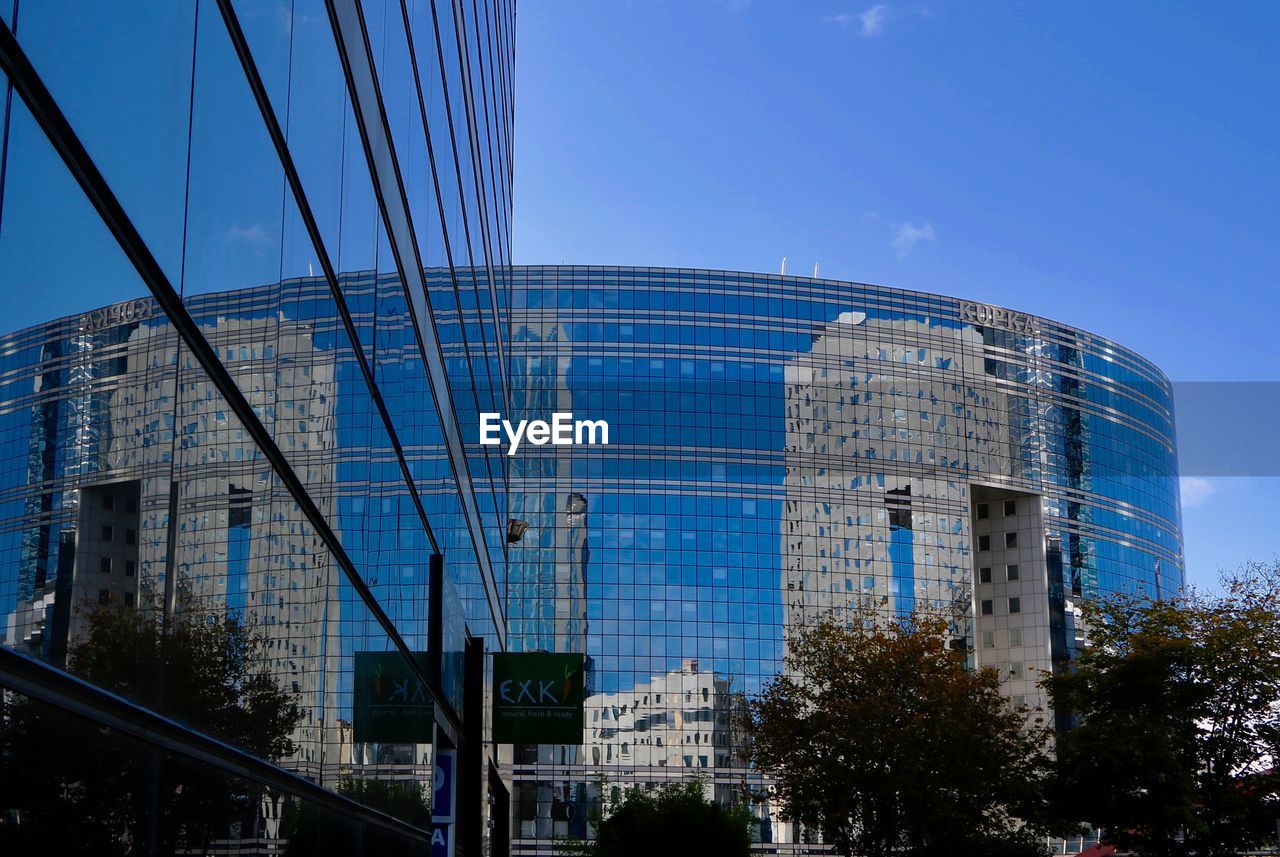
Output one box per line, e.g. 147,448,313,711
513,1,1280,591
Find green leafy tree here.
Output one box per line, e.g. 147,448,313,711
1044,561,1280,856
0,599,303,855
747,612,1053,857
557,779,755,857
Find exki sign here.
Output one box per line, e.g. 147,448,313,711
352,651,433,744
492,652,585,744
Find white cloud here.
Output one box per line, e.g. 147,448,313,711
892,222,935,259
226,223,272,251
825,5,888,36
858,4,889,37
1180,476,1217,509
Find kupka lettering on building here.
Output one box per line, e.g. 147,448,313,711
956,299,1037,335
80,298,156,332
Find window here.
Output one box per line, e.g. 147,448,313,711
101,525,114,542
1007,564,1020,581
123,592,135,608
98,589,111,605
976,502,989,520
102,494,114,510
979,566,992,584
126,498,138,513
1009,662,1025,681
124,561,136,577
1009,628,1023,647
1005,531,1018,548
1003,499,1017,516
981,599,994,616
979,534,991,551
1009,597,1021,614
99,556,112,575
981,630,995,648
125,528,136,546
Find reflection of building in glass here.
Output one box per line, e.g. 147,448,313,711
507,487,590,654
584,658,741,770
508,320,592,655
0,1,512,851
507,265,1184,853
0,270,507,841
513,659,756,843
780,311,993,639
3,286,383,780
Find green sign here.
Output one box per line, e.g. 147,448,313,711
353,651,433,744
492,652,585,744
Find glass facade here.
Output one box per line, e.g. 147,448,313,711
0,2,513,855
505,266,1183,848
0,4,1184,851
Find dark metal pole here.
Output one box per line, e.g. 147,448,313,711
461,635,485,857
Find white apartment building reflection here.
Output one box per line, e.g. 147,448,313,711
584,658,742,770
513,658,759,843
782,308,1078,714
2,290,353,781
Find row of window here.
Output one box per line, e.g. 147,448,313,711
100,494,138,513
979,564,1020,583
97,589,136,607
977,498,1019,519
97,556,137,577
99,525,137,545
980,597,1022,615
977,531,1019,551
980,628,1025,648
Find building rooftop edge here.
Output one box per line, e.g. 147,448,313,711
0,264,1174,391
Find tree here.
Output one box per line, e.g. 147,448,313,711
0,599,303,855
557,779,755,857
746,612,1053,857
1044,561,1280,856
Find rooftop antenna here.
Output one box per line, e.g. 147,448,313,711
813,262,820,278
780,256,788,275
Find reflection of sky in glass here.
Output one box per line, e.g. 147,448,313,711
583,493,786,695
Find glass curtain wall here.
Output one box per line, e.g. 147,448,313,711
0,1,513,854
505,265,1183,849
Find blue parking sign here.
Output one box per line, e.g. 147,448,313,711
432,749,456,822
431,748,456,857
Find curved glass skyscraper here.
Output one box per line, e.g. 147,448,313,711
505,265,1182,848
0,261,1183,850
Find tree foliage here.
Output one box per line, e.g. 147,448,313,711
1044,562,1280,856
0,600,302,855
558,779,754,857
747,612,1052,857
